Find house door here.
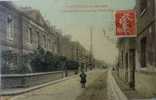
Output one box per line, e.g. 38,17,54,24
129,49,136,90
125,53,128,82
141,37,146,68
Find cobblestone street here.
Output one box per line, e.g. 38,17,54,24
9,70,107,100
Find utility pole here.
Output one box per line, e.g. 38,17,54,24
89,27,94,70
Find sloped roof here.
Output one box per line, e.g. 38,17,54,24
0,1,62,37
19,7,48,27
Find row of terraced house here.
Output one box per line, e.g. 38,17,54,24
0,2,91,74
116,0,156,93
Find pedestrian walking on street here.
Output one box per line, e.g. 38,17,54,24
80,71,87,88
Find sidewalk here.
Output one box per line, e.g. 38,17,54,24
112,71,156,100
135,72,156,98
107,70,128,100
6,69,107,100
0,74,77,100
0,72,79,100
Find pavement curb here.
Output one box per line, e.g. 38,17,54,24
9,69,98,100
107,70,128,100
1,69,95,97
0,74,78,96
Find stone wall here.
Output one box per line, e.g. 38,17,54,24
1,71,63,89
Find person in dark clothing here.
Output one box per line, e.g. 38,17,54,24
80,71,87,88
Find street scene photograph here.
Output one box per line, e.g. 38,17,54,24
0,0,156,100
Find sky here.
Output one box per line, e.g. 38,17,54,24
14,0,136,64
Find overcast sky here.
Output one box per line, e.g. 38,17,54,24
14,0,136,64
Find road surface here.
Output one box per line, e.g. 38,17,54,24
10,69,107,100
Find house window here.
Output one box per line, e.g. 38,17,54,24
140,0,147,15
43,35,46,48
54,46,57,54
140,37,147,68
7,15,14,40
30,29,33,44
41,35,44,48
0,13,5,32
51,40,54,52
37,32,40,47
148,25,155,66
27,28,32,44
48,39,50,49
149,26,152,33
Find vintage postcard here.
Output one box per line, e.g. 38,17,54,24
0,0,156,100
